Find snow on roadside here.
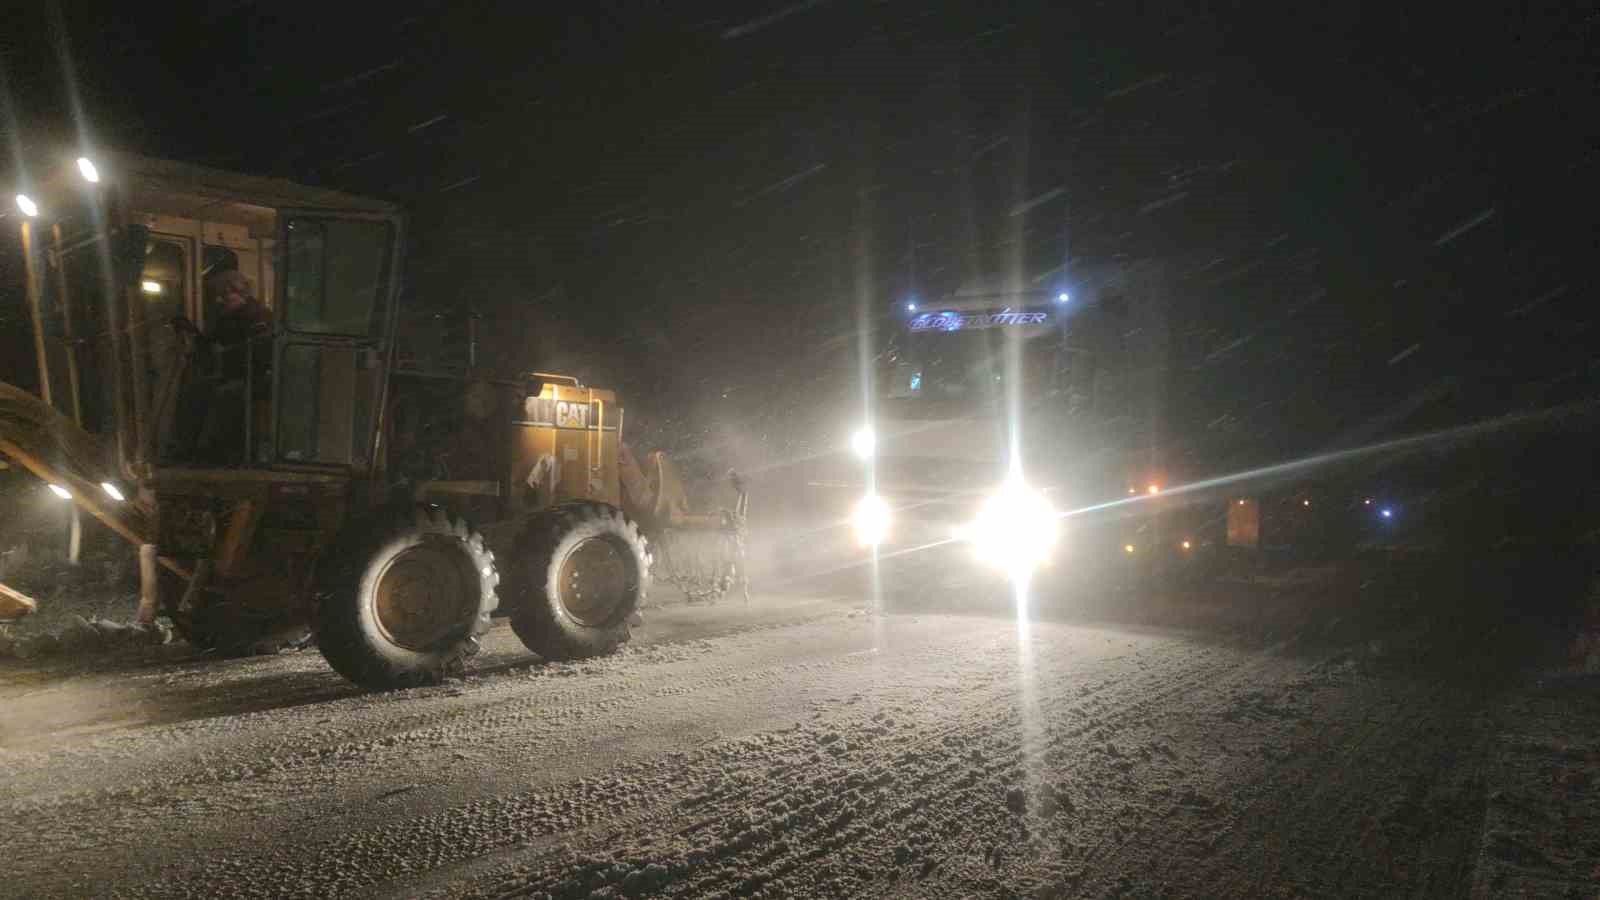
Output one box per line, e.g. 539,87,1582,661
1468,671,1600,897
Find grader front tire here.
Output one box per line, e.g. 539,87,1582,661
507,502,649,662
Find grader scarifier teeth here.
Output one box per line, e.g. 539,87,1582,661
651,526,750,605
619,443,750,604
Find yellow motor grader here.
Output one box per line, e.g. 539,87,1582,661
0,149,746,687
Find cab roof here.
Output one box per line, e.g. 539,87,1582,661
105,151,400,216
5,145,399,227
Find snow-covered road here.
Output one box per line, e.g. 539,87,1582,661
0,584,1592,898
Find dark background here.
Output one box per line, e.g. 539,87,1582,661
3,1,1597,539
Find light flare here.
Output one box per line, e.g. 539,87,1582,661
851,493,891,546
969,477,1059,577
849,425,876,460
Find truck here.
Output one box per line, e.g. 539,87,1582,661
804,260,1211,585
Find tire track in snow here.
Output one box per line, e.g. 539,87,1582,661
7,613,954,897
2,607,857,806
451,631,1254,898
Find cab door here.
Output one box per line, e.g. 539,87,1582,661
272,211,404,473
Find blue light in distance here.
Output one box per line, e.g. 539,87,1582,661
1057,292,1070,303
1380,507,1394,519
907,301,918,312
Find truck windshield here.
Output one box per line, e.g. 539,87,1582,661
880,324,1060,419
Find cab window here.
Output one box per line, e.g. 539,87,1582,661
283,218,392,336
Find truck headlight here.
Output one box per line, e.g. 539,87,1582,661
852,493,890,546
969,478,1058,575
850,425,876,460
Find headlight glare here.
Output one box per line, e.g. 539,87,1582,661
969,479,1058,575
851,493,891,546
850,425,876,460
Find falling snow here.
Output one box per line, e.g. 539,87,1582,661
1433,208,1497,246
721,1,827,40
0,7,1596,892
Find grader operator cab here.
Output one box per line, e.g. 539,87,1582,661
1,150,746,687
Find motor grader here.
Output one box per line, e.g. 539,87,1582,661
0,149,746,688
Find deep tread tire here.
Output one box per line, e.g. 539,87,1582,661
506,501,648,661
314,503,498,689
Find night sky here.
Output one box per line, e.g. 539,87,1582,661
3,2,1597,493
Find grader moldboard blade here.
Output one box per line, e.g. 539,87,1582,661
619,443,749,604
0,382,188,622
0,581,38,621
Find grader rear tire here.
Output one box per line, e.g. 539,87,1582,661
315,504,498,689
507,502,648,661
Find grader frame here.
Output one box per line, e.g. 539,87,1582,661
1,149,746,684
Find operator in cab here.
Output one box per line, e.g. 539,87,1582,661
189,249,272,462
208,266,271,352
204,248,270,353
